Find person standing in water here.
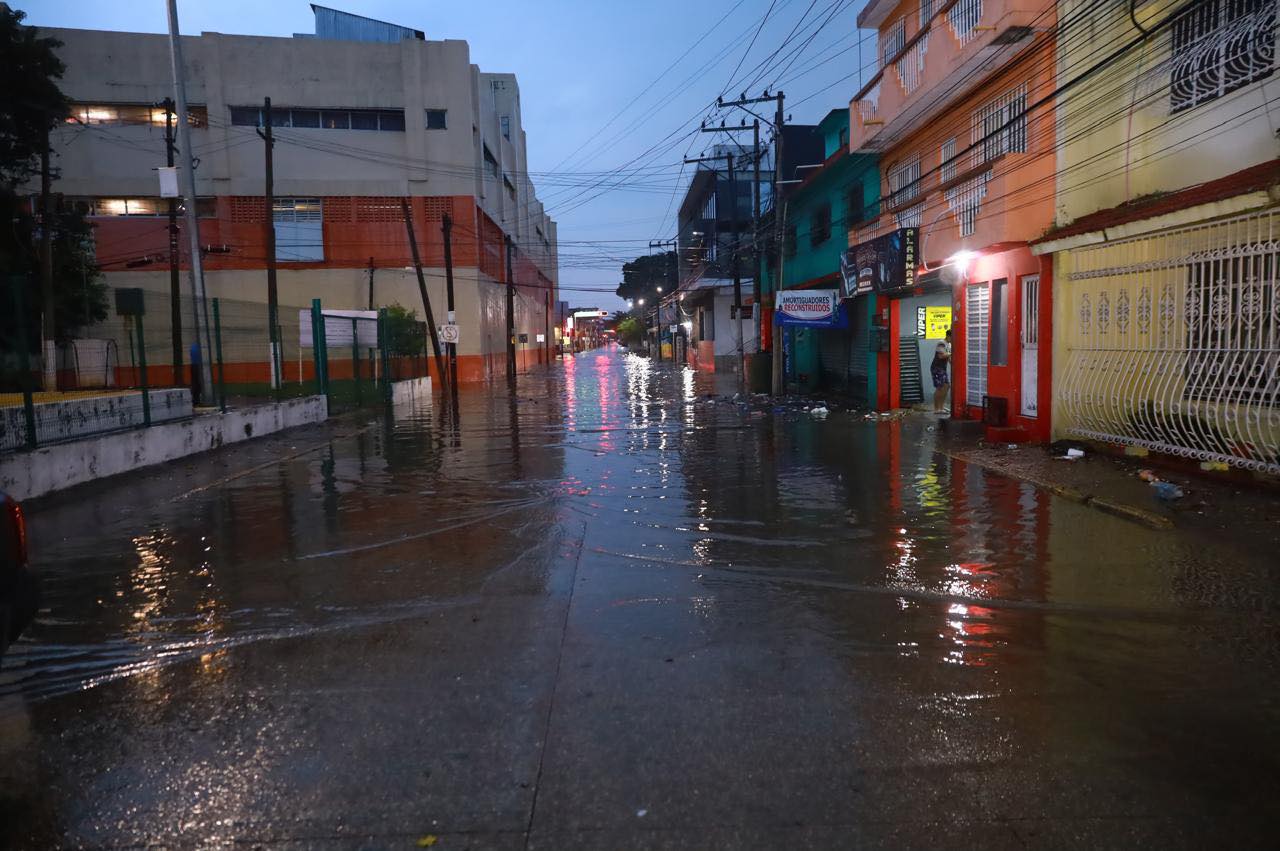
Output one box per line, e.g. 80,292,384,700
931,328,952,414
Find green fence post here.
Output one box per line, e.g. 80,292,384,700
11,276,37,449
311,299,328,398
351,317,361,406
212,298,227,413
378,308,391,403
136,314,151,426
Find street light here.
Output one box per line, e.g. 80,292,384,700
638,298,645,306
656,286,663,293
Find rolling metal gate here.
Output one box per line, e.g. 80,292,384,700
1057,207,1279,474
816,302,871,402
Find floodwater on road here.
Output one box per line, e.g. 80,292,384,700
2,345,1277,848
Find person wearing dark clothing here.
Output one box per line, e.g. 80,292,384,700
931,329,952,413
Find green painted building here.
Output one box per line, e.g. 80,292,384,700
774,109,879,403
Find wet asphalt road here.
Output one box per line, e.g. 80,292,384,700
2,346,1278,849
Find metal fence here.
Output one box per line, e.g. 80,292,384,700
1056,206,1280,474
2,273,430,453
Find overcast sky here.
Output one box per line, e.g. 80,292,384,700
25,0,872,311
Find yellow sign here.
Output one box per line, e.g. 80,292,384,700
925,306,952,340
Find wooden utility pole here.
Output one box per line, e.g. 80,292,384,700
163,98,183,383
728,149,746,395
771,92,786,395
258,97,280,390
505,235,516,382
400,198,449,399
752,119,762,353
442,212,459,410
39,124,55,388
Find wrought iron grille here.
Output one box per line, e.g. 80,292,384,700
1057,206,1280,473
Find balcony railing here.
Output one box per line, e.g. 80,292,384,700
894,37,928,95
949,0,983,46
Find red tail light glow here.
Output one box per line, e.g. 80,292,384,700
3,495,27,568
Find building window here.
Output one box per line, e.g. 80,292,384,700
784,223,797,258
896,203,923,229
972,84,1027,165
940,137,958,184
500,115,511,139
483,145,499,179
887,153,922,209
273,198,324,262
881,19,906,67
81,196,215,217
920,0,936,25
504,175,517,203
810,201,832,247
1171,0,1275,113
426,109,448,129
229,107,405,131
68,103,207,127
990,278,1009,366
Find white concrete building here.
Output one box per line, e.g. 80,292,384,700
36,4,559,383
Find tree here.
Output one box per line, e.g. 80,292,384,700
383,303,426,356
0,4,68,188
615,315,643,346
616,251,676,303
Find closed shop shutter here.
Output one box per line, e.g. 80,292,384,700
818,329,850,390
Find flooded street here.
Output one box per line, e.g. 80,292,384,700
2,346,1278,848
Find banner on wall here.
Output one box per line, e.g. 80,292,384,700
925,306,952,339
848,227,918,297
777,290,846,328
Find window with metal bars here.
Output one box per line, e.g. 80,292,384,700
887,154,921,208
1170,0,1276,113
972,85,1027,165
881,20,906,67
940,137,958,184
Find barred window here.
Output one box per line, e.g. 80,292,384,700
1184,248,1277,403
881,20,906,67
972,84,1027,165
1170,0,1276,113
887,154,922,207
810,201,832,247
940,137,958,184
273,198,324,262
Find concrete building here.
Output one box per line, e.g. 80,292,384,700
1032,0,1278,475
35,4,558,385
849,0,1058,439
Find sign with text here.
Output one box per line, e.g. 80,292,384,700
925,306,952,340
778,290,837,322
849,227,918,297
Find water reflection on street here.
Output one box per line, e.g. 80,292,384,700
2,344,1277,847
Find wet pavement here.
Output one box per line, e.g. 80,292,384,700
2,346,1278,849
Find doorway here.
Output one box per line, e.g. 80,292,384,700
965,284,989,407
1020,274,1039,417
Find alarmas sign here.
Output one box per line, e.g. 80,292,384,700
777,290,837,322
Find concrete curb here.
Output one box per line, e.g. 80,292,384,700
934,447,1174,530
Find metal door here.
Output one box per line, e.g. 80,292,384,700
965,284,989,406
1020,274,1039,417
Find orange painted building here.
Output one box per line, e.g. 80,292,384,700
849,0,1058,441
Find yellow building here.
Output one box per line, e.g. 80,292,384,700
1033,0,1278,473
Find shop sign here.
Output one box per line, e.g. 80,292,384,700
925,306,952,340
847,227,918,297
778,289,837,322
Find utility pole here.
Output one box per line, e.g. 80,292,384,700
752,118,762,355
543,289,551,366
162,98,183,384
39,123,55,389
505,235,516,382
257,97,280,391
708,91,785,392
400,198,449,400
166,0,213,402
366,256,375,309
772,92,786,396
442,212,459,411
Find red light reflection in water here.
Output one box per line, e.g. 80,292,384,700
563,353,577,432
595,354,614,454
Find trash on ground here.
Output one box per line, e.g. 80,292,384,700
1066,448,1085,459
810,406,829,418
1151,481,1186,500
1138,469,1159,482
416,837,438,848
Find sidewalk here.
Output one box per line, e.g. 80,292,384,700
922,412,1280,545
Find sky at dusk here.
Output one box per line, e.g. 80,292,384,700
23,0,874,311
